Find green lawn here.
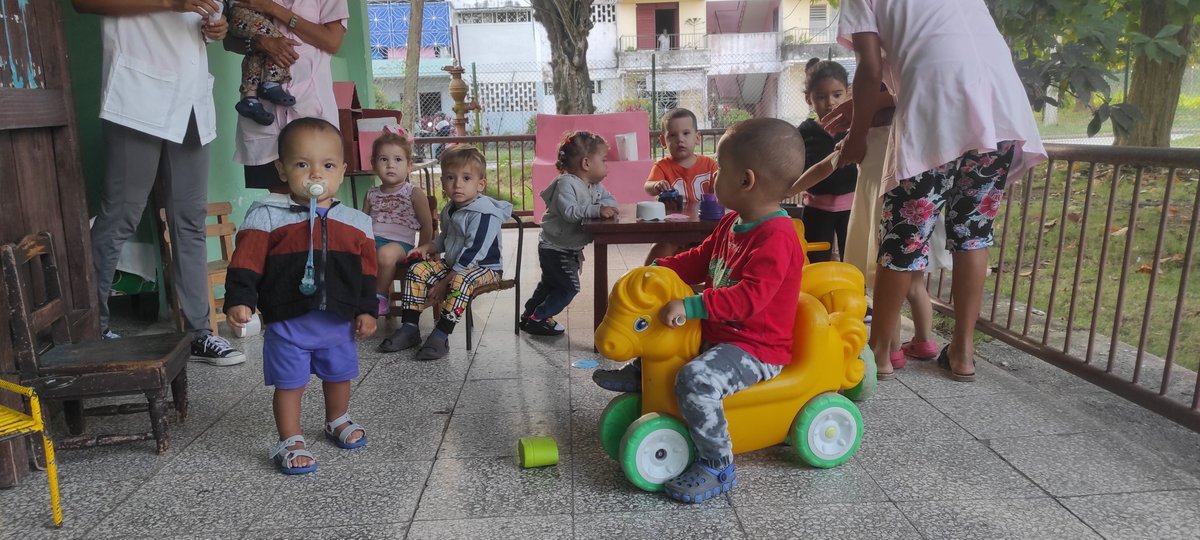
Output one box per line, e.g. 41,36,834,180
988,162,1199,371
1038,102,1200,144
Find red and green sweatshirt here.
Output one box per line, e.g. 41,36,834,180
655,210,805,365
225,194,378,324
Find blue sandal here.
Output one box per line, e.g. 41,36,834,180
325,413,368,450
272,434,317,475
664,462,736,503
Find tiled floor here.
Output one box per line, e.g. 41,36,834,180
3,233,1199,539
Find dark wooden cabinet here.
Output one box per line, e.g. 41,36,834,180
0,0,98,487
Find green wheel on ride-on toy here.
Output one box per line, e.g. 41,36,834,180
842,347,877,402
599,393,642,460
619,413,695,492
789,393,863,469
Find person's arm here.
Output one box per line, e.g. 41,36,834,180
223,206,270,315
410,186,436,246
238,0,346,54
73,0,219,16
837,32,884,166
554,181,601,223
644,162,671,196
788,153,838,197
596,184,619,208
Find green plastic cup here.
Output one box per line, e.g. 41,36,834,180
518,436,559,468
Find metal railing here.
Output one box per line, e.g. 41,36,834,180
926,144,1200,432
397,133,1197,432
406,134,537,215
619,33,708,52
782,26,837,46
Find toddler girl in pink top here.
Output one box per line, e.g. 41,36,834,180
363,133,435,316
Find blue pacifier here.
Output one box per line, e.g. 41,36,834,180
299,196,318,296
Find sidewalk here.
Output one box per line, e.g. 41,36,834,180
1,233,1198,539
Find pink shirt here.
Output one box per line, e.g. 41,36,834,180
366,183,422,245
838,0,1045,185
234,0,349,166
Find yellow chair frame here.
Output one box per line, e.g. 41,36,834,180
0,377,62,527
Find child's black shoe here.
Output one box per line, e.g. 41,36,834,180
521,316,565,336
257,82,296,106
235,97,274,126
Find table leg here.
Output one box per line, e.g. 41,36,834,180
594,241,609,329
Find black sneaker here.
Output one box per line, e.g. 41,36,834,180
521,316,565,336
592,361,642,392
190,334,246,366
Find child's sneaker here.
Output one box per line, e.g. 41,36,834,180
521,315,565,336
591,360,641,392
100,328,121,340
190,334,246,366
257,82,296,106
664,462,736,503
235,97,274,126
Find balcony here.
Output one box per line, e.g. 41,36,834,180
781,26,846,62
617,33,710,71
707,31,782,75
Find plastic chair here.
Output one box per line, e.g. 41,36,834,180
0,377,63,527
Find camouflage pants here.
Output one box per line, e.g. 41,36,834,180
676,344,783,468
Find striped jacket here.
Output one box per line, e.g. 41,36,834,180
225,194,378,324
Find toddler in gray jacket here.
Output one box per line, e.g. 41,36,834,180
521,131,619,336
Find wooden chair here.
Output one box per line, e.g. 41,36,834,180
2,232,190,455
386,211,525,350
159,202,236,335
0,378,62,527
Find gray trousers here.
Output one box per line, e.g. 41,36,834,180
91,117,211,337
676,343,783,468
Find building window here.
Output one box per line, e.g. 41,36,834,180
544,81,603,95
479,82,538,112
810,4,828,30
457,9,532,25
591,2,616,24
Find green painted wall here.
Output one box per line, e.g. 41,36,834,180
62,0,375,229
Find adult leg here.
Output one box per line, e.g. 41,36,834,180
161,115,215,339
942,141,1016,377
91,121,165,333
870,268,913,376
907,276,935,344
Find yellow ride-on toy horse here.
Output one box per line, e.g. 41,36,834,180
594,226,875,492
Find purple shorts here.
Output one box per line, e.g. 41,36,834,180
263,311,359,390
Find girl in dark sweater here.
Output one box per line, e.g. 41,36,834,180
797,58,856,263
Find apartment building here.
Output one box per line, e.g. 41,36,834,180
369,0,847,134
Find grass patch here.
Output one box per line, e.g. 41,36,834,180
1038,102,1200,141
989,162,1199,370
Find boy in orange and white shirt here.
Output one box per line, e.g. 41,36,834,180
643,108,718,264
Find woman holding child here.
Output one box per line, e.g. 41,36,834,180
228,0,349,192
832,0,1045,381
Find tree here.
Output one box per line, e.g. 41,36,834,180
532,0,595,114
401,0,425,135
988,0,1198,146
1117,0,1197,147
